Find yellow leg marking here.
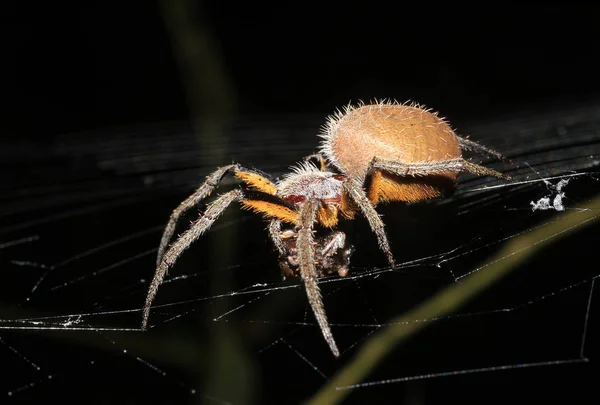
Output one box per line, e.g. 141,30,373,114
318,205,339,228
235,171,277,195
240,199,298,224
377,173,445,203
367,171,383,204
340,190,357,219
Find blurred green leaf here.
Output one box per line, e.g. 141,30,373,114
307,193,600,405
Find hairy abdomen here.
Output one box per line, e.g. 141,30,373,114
327,103,461,203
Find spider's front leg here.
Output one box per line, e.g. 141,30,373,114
156,164,238,267
142,189,244,330
156,164,278,267
296,199,340,357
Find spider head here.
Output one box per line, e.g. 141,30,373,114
277,161,344,205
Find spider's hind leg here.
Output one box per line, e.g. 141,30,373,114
457,136,509,162
370,156,511,181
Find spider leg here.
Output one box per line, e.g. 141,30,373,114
267,219,286,255
457,136,508,162
296,199,340,357
370,156,512,180
143,189,244,329
343,179,396,268
157,164,276,266
303,153,329,171
157,164,238,266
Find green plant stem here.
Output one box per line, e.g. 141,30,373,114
307,195,600,405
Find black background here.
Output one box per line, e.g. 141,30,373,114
5,3,600,140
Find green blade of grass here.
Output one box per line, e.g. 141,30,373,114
307,193,600,405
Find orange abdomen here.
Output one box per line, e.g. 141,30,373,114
324,103,462,204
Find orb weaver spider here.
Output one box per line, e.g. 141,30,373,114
142,100,511,357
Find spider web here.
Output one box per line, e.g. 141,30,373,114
1,103,599,404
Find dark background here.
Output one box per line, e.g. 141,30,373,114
3,2,600,405
4,3,600,140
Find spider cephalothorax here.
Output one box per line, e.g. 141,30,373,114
142,100,511,357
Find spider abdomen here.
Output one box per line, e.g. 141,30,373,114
320,102,462,204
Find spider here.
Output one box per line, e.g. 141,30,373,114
141,100,511,357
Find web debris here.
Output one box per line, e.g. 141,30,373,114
530,178,570,211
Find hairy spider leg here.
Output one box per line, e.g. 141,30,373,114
267,219,285,255
143,189,244,329
339,188,358,220
303,153,329,172
317,203,339,228
370,156,510,180
296,199,340,357
457,136,508,162
156,164,277,266
342,179,396,269
239,194,298,224
366,156,511,205
235,171,278,194
240,190,304,272
142,189,298,329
